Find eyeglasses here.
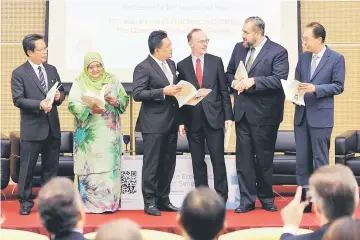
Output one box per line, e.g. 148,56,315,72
301,37,315,42
35,47,48,52
196,39,210,44
88,64,102,70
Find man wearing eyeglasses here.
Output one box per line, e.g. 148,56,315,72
11,34,65,215
176,29,234,204
294,22,345,188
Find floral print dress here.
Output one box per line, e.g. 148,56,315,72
68,76,129,213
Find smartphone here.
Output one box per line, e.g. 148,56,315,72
301,186,312,213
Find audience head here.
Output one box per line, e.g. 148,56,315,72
37,177,85,235
22,34,47,64
309,164,359,224
148,30,172,61
177,187,226,240
323,217,360,240
302,22,326,53
187,28,209,57
95,219,142,240
242,16,265,48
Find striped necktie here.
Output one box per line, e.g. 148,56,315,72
38,66,47,92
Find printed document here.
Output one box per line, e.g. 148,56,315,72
231,61,248,94
224,125,232,150
174,80,211,107
281,79,305,106
46,82,60,105
81,84,111,108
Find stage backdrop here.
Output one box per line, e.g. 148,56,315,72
120,155,239,210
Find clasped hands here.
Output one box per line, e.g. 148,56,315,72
40,90,61,113
91,95,118,114
298,83,316,94
233,77,255,94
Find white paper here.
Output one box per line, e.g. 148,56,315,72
174,80,212,107
46,82,59,105
224,125,232,150
281,79,305,106
81,84,110,108
231,61,248,89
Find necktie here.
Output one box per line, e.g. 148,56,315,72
196,58,202,87
245,47,255,73
38,66,47,92
310,55,319,78
161,62,173,84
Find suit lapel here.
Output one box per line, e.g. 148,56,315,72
202,54,210,88
166,59,177,84
185,56,200,89
304,53,312,83
147,56,170,85
43,64,54,90
248,40,271,74
24,61,46,95
310,48,330,82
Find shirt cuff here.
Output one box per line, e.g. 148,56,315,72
282,225,298,235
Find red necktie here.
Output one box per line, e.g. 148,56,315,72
196,58,203,87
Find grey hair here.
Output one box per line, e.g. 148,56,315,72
245,16,265,36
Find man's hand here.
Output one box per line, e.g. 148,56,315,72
234,81,246,94
105,95,119,107
164,85,182,96
298,83,316,94
281,186,309,228
242,77,256,90
225,120,233,128
179,125,186,136
91,104,106,114
40,99,52,113
54,90,61,101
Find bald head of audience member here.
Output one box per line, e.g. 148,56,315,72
323,217,360,240
309,164,359,225
37,177,85,235
95,219,142,240
177,187,226,240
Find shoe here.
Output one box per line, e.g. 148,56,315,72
19,206,31,215
144,205,161,216
158,203,179,212
262,203,278,212
234,203,255,213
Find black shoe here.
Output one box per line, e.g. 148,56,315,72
19,206,31,215
262,203,278,212
234,203,255,213
144,205,161,216
158,203,179,212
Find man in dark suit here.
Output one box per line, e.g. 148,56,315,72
11,34,65,215
280,165,358,240
225,16,289,213
133,30,182,216
176,29,233,203
294,22,345,187
37,177,86,240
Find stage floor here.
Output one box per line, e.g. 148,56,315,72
1,185,360,237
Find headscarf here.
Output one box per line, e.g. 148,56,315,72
78,52,112,93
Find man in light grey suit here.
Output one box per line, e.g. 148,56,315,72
295,22,345,187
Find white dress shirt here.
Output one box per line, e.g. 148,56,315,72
28,59,48,90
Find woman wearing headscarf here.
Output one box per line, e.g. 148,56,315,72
68,52,129,213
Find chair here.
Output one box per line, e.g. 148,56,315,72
1,133,11,191
84,230,184,240
0,229,49,240
219,227,313,240
335,130,360,185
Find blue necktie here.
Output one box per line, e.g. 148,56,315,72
38,66,47,92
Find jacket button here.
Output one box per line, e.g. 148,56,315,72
173,104,176,106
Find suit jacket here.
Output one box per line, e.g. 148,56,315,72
133,55,179,134
176,54,233,130
225,37,289,125
294,47,345,128
280,224,329,240
11,61,65,141
53,231,86,240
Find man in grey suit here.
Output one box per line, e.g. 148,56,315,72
11,34,65,215
295,22,345,187
133,30,182,216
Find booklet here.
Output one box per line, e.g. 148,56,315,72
174,80,212,107
81,84,111,108
281,79,305,106
224,124,232,150
46,82,60,105
231,61,248,95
